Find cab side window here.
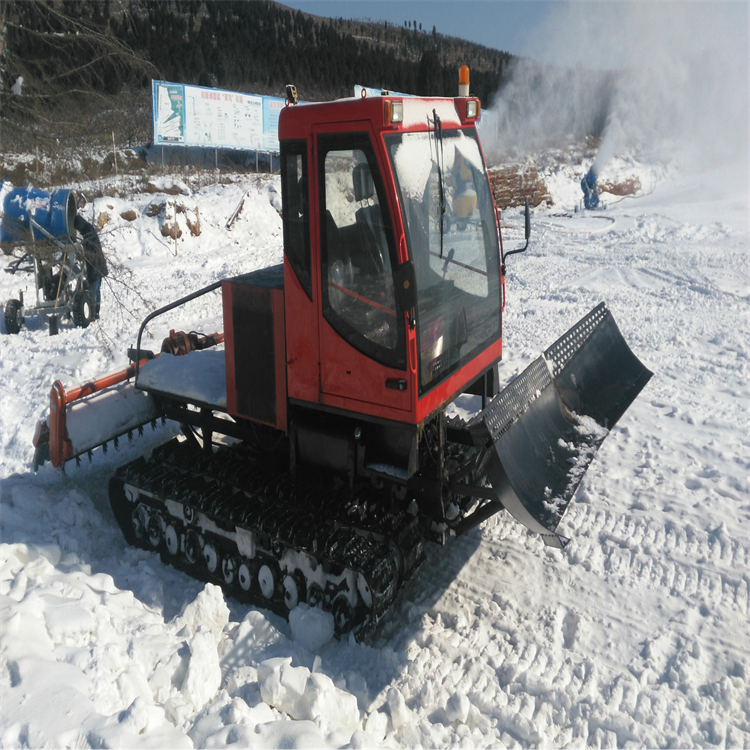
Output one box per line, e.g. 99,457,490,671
280,141,311,298
318,134,404,369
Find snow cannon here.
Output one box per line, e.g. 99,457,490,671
0,181,77,250
2,182,104,336
580,166,599,210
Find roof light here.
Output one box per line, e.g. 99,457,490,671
458,65,470,97
385,100,403,126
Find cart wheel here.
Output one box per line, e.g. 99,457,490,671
4,299,23,334
73,290,95,328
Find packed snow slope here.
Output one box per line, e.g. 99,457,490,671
1,158,748,749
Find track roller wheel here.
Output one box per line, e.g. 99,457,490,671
357,573,373,610
184,529,202,565
388,539,405,583
147,513,163,548
238,562,254,592
164,524,180,556
307,583,324,608
332,595,354,636
203,543,219,574
222,555,236,585
132,504,149,542
283,571,307,610
258,563,278,600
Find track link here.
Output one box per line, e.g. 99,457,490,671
109,438,425,639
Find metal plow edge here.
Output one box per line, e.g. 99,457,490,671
469,303,653,547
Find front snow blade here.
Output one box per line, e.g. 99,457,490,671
469,303,652,547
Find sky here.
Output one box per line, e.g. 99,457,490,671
277,1,749,71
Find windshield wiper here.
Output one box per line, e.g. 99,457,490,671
431,108,446,258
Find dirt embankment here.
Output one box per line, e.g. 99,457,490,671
488,165,551,209
489,164,641,209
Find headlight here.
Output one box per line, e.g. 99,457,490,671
385,100,403,125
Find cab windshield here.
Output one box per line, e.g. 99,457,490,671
385,127,501,393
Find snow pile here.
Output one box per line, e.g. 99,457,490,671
1,158,749,748
259,656,360,730
289,603,335,650
0,505,192,748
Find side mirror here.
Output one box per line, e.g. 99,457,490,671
524,196,531,240
503,196,531,263
394,260,416,312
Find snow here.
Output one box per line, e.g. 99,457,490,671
289,604,335,650
1,151,749,748
258,656,360,731
137,349,228,410
402,98,463,130
65,381,160,456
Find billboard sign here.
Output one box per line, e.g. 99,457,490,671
154,82,185,143
262,97,285,152
152,80,286,152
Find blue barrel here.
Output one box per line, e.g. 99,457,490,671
0,181,77,246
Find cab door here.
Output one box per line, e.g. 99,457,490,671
315,127,410,414
281,139,319,405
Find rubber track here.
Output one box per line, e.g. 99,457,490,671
109,438,426,639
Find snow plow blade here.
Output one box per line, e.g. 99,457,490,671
469,303,652,548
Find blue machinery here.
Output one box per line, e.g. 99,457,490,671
580,166,600,210
1,182,92,335
0,182,77,245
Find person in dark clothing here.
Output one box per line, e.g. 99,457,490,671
73,213,108,318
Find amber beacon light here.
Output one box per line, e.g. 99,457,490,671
458,65,470,96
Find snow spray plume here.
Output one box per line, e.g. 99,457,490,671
481,3,748,182
479,58,615,161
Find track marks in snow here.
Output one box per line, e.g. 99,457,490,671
563,504,750,616
380,505,750,748
561,610,580,649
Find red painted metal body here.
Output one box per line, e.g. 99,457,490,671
277,94,502,428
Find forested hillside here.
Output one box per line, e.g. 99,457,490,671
114,1,513,101
0,0,513,153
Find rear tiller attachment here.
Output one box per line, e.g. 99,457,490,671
32,329,224,471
